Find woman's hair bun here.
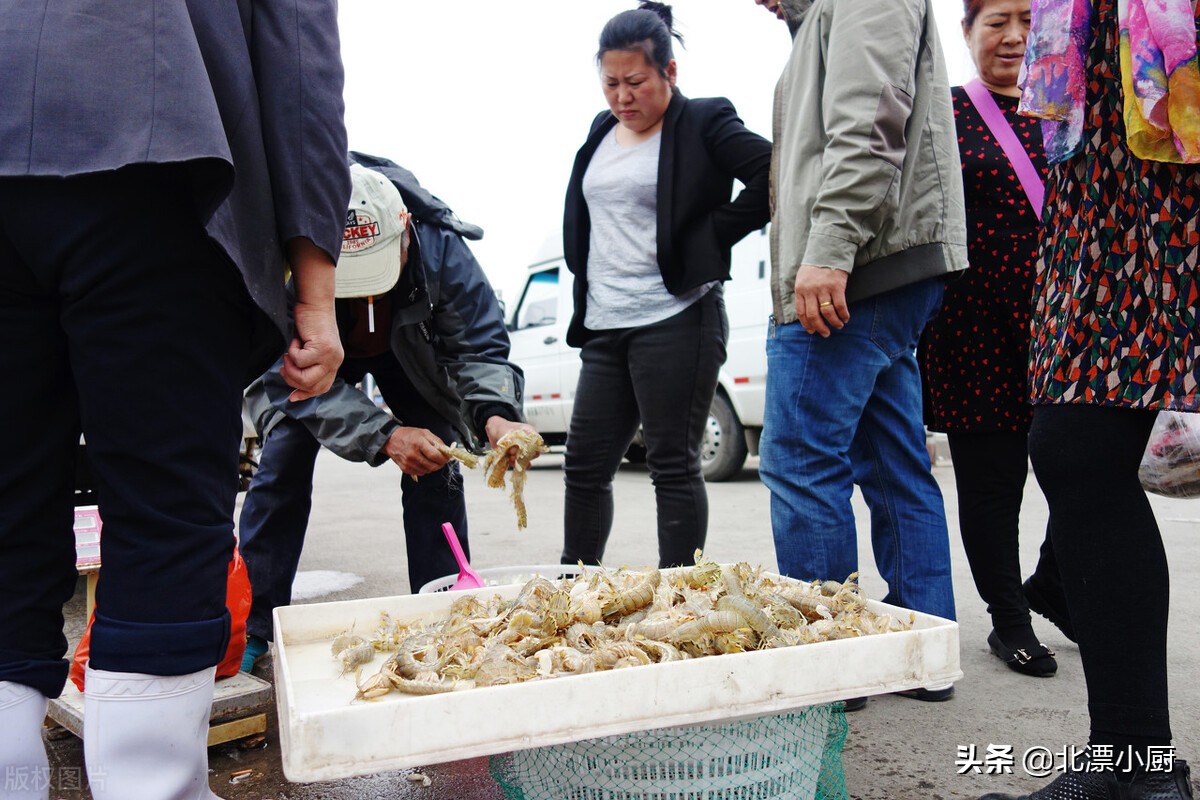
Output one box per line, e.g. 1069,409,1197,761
638,2,683,45
638,2,672,30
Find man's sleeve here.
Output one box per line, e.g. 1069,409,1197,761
425,231,525,438
802,0,924,272
250,0,351,262
245,357,399,467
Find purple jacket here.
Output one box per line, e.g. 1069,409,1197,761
0,0,351,370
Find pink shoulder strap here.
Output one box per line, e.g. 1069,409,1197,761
963,78,1045,219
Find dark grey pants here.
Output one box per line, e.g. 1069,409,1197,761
561,288,727,568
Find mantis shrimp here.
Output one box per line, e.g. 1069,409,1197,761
438,429,548,529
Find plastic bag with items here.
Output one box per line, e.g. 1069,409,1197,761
1139,411,1200,499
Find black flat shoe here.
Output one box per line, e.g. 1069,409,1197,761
893,685,954,702
841,696,867,712
1023,577,1077,643
978,758,1193,799
988,629,1057,677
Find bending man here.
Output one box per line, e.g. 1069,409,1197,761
239,156,533,669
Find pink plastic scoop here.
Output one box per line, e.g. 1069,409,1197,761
442,522,485,591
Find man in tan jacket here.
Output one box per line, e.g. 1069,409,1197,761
753,0,968,702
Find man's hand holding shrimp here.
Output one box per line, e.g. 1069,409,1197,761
485,417,542,469
383,427,451,478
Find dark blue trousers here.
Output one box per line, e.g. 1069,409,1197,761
0,166,253,697
238,352,468,642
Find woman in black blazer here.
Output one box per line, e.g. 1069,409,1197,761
560,2,770,569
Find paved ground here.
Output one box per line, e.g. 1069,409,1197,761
43,449,1200,799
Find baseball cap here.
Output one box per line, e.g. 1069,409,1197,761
337,163,409,298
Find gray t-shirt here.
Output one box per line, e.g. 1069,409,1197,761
583,127,711,330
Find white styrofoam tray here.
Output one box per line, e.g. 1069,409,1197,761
273,570,961,783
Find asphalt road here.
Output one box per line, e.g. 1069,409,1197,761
43,449,1200,800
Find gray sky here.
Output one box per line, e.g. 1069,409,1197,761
337,2,975,302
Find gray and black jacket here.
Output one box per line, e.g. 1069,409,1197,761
245,163,523,463
770,0,968,319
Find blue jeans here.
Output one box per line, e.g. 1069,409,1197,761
238,352,468,642
760,278,955,620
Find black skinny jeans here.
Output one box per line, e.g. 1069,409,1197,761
562,289,727,568
1029,404,1170,749
948,430,1062,633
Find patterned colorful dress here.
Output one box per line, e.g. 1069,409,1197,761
1028,0,1200,411
922,87,1047,433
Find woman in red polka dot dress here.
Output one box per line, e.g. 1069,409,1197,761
919,0,1069,678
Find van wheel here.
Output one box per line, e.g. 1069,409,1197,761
701,393,747,482
623,443,648,464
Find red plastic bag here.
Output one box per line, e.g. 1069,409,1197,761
69,610,93,691
70,546,252,691
218,546,252,677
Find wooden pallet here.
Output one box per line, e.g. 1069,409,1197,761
46,671,273,747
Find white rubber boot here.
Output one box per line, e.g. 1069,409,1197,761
0,681,50,800
83,666,222,800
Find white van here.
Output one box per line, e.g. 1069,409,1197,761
506,227,772,481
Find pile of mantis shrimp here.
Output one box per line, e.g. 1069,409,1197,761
330,551,914,702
